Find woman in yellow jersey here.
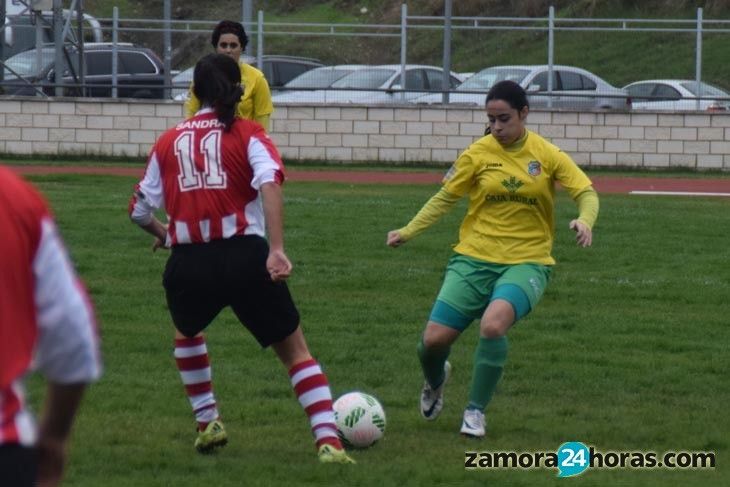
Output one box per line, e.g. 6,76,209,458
184,20,273,130
386,80,599,438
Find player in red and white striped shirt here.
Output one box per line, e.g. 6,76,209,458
129,54,353,464
0,167,102,487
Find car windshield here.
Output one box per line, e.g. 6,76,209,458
330,69,394,89
680,81,728,97
286,68,354,88
457,68,530,91
4,48,56,78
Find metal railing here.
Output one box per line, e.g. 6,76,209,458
1,2,729,111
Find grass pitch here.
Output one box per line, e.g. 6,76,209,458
22,173,728,486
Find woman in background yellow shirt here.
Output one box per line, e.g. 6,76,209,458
184,20,273,130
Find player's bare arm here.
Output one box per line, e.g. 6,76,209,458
261,182,292,281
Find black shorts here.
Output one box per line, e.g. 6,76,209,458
162,235,300,347
0,444,36,487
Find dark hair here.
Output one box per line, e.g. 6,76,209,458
486,80,529,111
192,54,243,132
211,20,248,50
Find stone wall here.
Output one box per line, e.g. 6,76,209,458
0,97,728,170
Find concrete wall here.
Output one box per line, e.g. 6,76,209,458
0,97,728,170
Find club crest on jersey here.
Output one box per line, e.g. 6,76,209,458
528,160,542,177
501,176,524,193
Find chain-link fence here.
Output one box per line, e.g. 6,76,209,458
1,3,729,111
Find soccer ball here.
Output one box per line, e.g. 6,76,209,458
333,391,386,449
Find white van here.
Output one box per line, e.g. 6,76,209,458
3,1,103,60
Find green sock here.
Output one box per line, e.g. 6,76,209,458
467,336,509,411
417,338,450,389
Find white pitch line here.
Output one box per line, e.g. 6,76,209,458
630,190,730,197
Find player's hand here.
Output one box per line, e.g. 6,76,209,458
569,219,592,247
267,249,292,281
386,230,405,247
152,237,169,252
152,223,169,252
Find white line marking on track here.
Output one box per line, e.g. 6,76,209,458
629,190,730,197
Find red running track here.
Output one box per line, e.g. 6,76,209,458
4,164,730,195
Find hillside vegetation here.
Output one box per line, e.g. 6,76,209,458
86,0,730,89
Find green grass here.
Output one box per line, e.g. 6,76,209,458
22,173,728,486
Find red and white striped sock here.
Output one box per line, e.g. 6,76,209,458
289,358,342,450
174,336,219,431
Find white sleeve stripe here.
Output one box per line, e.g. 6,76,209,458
130,154,163,224
139,153,164,209
32,218,101,384
248,136,282,190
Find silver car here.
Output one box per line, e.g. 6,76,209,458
411,64,630,110
623,79,730,112
272,64,464,105
272,65,369,103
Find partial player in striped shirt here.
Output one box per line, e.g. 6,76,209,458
129,54,354,464
0,167,102,487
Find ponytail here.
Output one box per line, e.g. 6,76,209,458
214,83,243,131
192,54,243,132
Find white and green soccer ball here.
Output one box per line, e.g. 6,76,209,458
333,391,386,449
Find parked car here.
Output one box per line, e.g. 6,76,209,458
171,54,324,100
272,64,369,103
255,54,324,89
282,64,369,89
272,64,464,104
623,79,729,112
170,67,194,100
411,64,631,110
1,42,166,98
3,10,104,60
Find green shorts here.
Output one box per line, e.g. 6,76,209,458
429,254,552,331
